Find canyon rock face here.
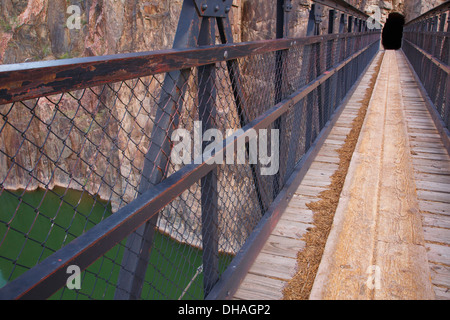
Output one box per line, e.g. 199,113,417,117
350,0,446,23
0,0,245,64
1,1,446,64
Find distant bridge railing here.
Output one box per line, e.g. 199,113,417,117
0,0,379,300
403,1,450,134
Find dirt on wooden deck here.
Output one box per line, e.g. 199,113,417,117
282,52,385,300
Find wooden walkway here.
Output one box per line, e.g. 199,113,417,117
233,50,450,300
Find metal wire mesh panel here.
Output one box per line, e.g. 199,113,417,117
402,4,450,130
0,1,380,300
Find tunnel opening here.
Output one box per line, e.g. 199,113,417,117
382,12,406,50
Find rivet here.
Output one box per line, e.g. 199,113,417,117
214,5,220,12
224,50,228,59
225,6,230,13
201,3,208,11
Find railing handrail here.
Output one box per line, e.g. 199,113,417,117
0,31,374,105
402,38,450,74
313,0,369,19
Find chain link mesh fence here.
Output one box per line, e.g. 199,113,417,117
0,2,380,300
402,4,450,130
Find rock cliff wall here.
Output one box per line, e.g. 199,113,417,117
1,1,446,64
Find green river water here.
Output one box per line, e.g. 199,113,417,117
0,187,231,299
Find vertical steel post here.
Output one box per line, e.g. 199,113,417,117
304,3,322,152
431,16,438,57
444,12,450,129
336,13,347,105
346,16,354,94
217,17,270,215
429,16,439,103
114,0,202,300
115,0,235,300
315,5,325,131
273,0,290,197
435,13,447,116
327,10,337,118
284,2,316,182
197,16,219,298
437,13,447,63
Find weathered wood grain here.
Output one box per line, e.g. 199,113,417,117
398,50,450,298
310,51,434,300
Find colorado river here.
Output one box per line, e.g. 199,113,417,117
0,187,231,299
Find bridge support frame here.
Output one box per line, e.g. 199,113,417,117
114,0,233,300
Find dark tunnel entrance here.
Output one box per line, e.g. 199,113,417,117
382,12,406,50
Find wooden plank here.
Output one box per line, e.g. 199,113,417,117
317,148,340,158
246,252,297,280
412,158,450,171
374,52,432,299
419,200,450,215
260,234,306,258
425,242,450,265
334,120,356,128
271,218,314,239
311,50,390,300
409,147,448,155
415,180,450,193
408,128,440,135
311,51,435,300
414,172,450,184
423,226,450,244
408,132,442,139
433,285,450,300
406,120,436,126
409,135,445,143
300,176,332,188
287,195,323,209
293,184,327,197
329,127,352,135
313,154,340,164
413,164,450,175
326,135,348,142
411,152,450,161
309,162,339,172
374,241,432,300
429,263,450,288
306,167,338,177
282,207,315,224
422,212,450,229
417,190,450,204
233,273,286,300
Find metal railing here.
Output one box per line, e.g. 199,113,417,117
403,1,450,132
0,0,380,300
